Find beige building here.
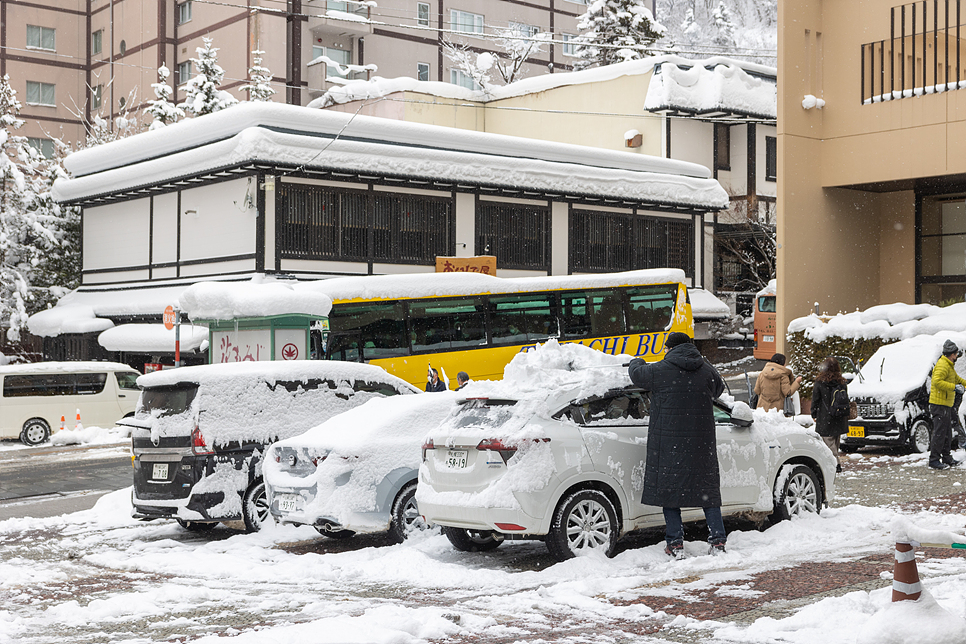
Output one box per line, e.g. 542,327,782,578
3,0,656,148
776,0,966,348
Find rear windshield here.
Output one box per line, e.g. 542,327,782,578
758,296,776,313
449,398,517,430
138,385,198,417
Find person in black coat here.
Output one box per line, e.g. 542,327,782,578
628,331,727,558
426,367,447,392
810,357,849,474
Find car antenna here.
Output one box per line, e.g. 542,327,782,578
880,357,885,382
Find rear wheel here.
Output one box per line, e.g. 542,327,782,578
388,482,429,544
838,443,858,453
242,479,272,533
546,489,619,561
770,464,823,523
909,418,932,454
20,418,50,446
442,526,502,552
176,518,217,532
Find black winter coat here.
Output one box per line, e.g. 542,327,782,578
628,343,726,508
810,380,849,437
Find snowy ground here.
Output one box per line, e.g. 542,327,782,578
0,426,129,452
3,455,966,643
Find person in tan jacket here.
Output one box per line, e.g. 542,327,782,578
754,353,802,413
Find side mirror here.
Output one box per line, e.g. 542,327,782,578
843,373,855,382
730,401,754,427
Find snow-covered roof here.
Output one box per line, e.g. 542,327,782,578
0,361,138,375
643,60,777,120
97,324,209,353
179,280,332,321
311,54,776,114
53,102,728,211
689,288,731,320
757,279,776,298
788,302,966,343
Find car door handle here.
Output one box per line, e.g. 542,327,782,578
119,394,126,398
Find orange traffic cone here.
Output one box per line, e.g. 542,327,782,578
74,409,83,431
59,415,66,432
892,541,923,602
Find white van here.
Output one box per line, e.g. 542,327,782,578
0,362,142,445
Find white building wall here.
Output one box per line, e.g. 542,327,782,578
83,199,150,271
455,192,476,258
551,202,569,275
152,192,179,265
179,179,257,261
670,119,713,169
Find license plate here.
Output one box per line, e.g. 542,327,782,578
277,495,299,513
847,426,865,438
445,449,468,469
763,335,775,343
152,463,169,480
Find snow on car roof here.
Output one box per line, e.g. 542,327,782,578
137,360,416,392
0,361,138,375
849,331,966,403
179,279,333,321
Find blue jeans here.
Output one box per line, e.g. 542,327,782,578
663,507,726,546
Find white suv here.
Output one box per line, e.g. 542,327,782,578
417,360,836,561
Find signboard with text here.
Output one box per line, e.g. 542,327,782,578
212,329,271,363
435,255,497,274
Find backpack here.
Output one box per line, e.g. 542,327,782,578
827,385,851,419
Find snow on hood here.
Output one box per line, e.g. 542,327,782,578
689,288,731,320
849,331,966,403
644,61,777,119
179,278,332,321
97,324,209,353
788,302,966,342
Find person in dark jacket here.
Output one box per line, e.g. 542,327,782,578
628,331,727,558
455,371,470,391
810,357,849,473
426,367,446,392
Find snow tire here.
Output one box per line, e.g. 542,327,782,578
242,479,272,533
770,464,823,523
909,418,932,454
546,488,619,562
20,418,50,446
388,482,429,544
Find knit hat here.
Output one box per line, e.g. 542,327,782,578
943,339,960,356
665,332,693,349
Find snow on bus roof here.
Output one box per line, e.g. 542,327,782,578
757,279,776,298
0,361,138,374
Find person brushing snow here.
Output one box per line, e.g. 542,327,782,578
628,332,727,558
927,340,966,470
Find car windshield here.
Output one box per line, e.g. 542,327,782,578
568,392,650,426
137,385,198,418
449,398,517,430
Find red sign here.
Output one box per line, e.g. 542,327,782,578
281,343,299,360
435,255,497,274
163,305,176,331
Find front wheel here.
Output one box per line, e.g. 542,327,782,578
388,482,429,544
546,489,619,562
442,526,502,552
242,479,272,533
20,418,51,446
909,418,932,454
770,464,823,523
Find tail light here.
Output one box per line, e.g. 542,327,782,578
421,439,434,462
754,328,759,347
477,438,518,465
312,455,327,466
191,425,214,455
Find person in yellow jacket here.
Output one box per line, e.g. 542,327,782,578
928,339,966,470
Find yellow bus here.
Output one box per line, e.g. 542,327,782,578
314,269,694,391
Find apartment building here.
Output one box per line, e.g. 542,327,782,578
2,0,655,149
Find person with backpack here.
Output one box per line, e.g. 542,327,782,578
811,356,850,473
927,340,966,470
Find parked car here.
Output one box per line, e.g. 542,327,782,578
265,392,458,541
416,342,837,562
123,361,419,533
0,362,141,446
844,332,966,453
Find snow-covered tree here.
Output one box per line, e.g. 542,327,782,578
146,64,184,129
711,1,737,48
442,40,494,93
573,0,667,70
492,27,550,84
656,0,777,64
242,51,276,102
178,37,238,117
0,76,79,341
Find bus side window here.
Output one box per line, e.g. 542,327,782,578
589,290,625,337
625,286,677,333
410,297,486,352
489,293,558,345
328,302,408,360
75,373,107,395
559,292,592,339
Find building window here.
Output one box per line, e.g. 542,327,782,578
26,25,56,51
178,1,192,24
91,29,103,55
278,183,453,264
765,136,777,182
919,193,966,304
417,2,431,26
27,137,55,159
177,61,191,85
92,84,102,109
451,9,484,34
508,22,539,37
714,123,731,172
450,69,479,90
561,34,576,56
417,62,430,81
570,210,694,276
25,81,55,106
313,46,352,75
476,202,551,270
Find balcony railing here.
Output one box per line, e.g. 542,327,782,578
861,0,966,103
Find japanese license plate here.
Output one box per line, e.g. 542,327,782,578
277,495,299,513
763,335,775,343
152,463,169,480
847,426,865,438
445,449,468,469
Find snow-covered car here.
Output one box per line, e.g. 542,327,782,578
123,362,419,532
265,392,458,541
417,341,837,562
845,332,966,453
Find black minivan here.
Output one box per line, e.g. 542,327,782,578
123,361,418,532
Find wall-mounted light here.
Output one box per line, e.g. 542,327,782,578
625,129,643,148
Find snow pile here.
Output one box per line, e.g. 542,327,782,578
25,304,114,337
788,302,966,343
97,323,209,353
644,61,777,119
265,393,458,531
689,288,731,320
891,516,966,547
179,278,332,321
757,278,776,298
857,591,966,644
51,425,131,446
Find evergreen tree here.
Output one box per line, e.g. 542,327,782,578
0,75,78,341
712,1,737,48
178,37,238,117
241,51,276,102
146,64,185,129
573,0,667,70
